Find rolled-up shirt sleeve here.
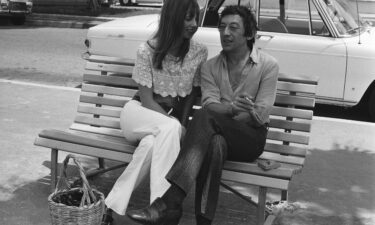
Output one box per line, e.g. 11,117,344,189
251,61,279,125
201,62,222,107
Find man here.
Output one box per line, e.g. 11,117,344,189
127,5,279,225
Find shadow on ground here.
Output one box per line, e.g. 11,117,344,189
289,146,375,225
0,156,256,225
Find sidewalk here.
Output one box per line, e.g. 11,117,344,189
1,80,375,225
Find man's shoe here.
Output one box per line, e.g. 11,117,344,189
127,197,182,225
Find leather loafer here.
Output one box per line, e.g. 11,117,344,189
127,197,182,225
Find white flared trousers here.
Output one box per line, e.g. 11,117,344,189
105,100,182,215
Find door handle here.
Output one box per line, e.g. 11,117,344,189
256,34,274,40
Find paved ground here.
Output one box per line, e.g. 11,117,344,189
1,80,375,225
1,6,375,225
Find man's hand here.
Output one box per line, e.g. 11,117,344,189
232,93,255,114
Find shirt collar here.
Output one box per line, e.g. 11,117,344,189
249,47,259,64
220,47,259,65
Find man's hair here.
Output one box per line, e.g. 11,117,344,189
219,5,258,50
152,0,200,69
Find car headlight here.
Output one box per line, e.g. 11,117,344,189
84,39,91,48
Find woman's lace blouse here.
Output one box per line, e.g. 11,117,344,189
132,39,208,97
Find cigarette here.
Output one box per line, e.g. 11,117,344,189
244,96,253,102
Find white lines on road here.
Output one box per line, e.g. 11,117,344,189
314,116,375,126
0,79,80,92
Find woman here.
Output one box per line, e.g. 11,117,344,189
103,0,208,224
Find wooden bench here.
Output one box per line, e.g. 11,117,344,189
34,55,318,225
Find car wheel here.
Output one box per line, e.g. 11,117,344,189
11,16,26,25
369,88,375,122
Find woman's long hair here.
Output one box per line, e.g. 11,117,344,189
152,0,200,70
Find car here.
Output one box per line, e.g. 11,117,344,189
84,0,375,121
0,0,32,25
117,0,163,6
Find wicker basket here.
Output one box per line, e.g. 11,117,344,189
48,154,105,225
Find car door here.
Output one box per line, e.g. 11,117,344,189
256,0,347,102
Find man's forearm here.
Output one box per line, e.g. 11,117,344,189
205,102,234,117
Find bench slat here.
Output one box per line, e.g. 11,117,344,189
269,118,311,132
88,55,135,65
266,130,309,145
80,95,127,108
74,115,121,129
264,143,307,157
83,74,138,88
70,123,124,138
259,152,305,166
85,61,134,75
270,106,313,120
77,105,121,118
221,170,289,190
34,137,133,162
277,81,317,94
275,94,315,108
278,74,319,85
38,129,135,153
82,83,137,97
223,161,294,180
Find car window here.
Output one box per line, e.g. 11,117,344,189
319,0,366,36
258,0,330,36
310,0,331,36
201,0,256,27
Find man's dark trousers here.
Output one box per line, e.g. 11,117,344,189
165,108,267,220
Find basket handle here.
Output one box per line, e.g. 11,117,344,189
54,154,98,207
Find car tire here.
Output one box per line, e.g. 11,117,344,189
119,0,125,5
11,16,26,25
369,88,375,122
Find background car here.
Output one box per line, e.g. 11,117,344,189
85,0,375,121
117,0,162,6
0,0,32,25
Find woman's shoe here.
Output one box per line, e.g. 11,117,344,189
126,197,182,225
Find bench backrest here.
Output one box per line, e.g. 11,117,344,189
72,56,317,167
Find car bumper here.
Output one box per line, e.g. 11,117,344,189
0,1,32,14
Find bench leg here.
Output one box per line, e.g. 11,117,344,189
98,157,105,169
50,148,58,193
281,190,288,201
86,163,128,178
257,187,267,225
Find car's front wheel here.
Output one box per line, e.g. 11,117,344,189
369,87,375,122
